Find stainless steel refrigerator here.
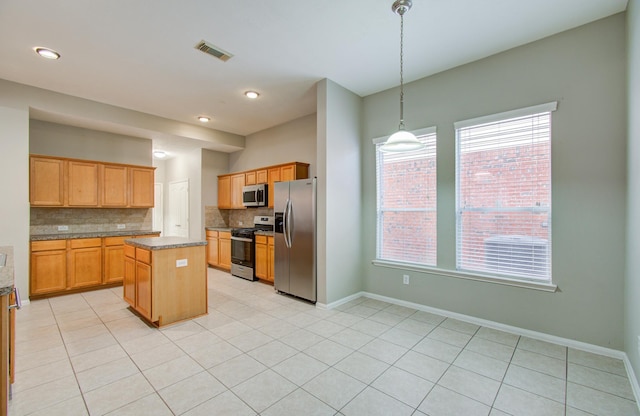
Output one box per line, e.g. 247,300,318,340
274,178,316,303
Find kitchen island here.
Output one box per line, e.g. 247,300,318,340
0,247,16,416
123,237,207,327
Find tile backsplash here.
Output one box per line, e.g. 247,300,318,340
30,208,153,235
205,206,273,228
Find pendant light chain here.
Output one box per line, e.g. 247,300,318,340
399,12,405,130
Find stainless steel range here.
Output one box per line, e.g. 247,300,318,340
230,216,274,281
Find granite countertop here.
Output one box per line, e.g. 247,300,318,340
255,230,274,236
125,236,207,250
205,227,232,232
0,246,14,295
31,230,161,241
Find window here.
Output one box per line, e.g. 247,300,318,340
455,103,556,282
374,128,437,266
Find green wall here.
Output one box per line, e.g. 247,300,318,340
362,14,627,348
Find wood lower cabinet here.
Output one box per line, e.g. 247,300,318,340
30,234,159,298
30,240,67,295
124,241,207,327
206,230,231,271
68,238,102,288
255,235,274,282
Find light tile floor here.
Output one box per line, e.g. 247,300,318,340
9,268,640,416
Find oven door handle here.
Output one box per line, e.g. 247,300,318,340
231,236,253,242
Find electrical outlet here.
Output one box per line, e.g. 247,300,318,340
238,221,243,226
176,259,188,268
403,274,410,285
57,225,69,231
116,224,126,229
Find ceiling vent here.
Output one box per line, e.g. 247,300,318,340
194,40,233,62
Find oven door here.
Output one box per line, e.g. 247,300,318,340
231,236,253,267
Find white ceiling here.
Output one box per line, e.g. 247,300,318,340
0,0,628,154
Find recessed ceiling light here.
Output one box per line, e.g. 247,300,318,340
198,116,210,122
34,47,60,60
245,91,259,99
153,150,167,159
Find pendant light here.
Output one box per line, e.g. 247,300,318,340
380,0,425,153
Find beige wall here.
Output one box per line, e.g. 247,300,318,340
362,14,627,348
229,114,316,176
625,0,640,386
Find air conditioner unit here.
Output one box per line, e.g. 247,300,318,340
484,235,549,279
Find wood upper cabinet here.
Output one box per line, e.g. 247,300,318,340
30,240,67,295
101,165,128,207
67,161,99,206
217,162,308,209
68,238,102,288
218,176,231,209
230,173,245,209
129,167,155,208
29,155,155,208
30,156,64,206
256,169,268,184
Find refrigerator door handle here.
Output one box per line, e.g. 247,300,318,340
283,198,291,248
286,198,293,247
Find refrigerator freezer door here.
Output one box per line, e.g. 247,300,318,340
274,182,290,295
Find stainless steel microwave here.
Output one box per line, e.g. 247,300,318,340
242,184,267,207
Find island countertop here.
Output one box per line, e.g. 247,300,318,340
0,246,14,296
124,236,207,250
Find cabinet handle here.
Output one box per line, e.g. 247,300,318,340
9,287,21,310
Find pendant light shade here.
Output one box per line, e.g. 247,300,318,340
380,0,425,153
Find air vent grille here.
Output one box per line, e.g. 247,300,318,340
195,40,233,62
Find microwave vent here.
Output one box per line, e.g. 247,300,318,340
194,40,233,62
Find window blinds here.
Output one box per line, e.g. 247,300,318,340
375,129,437,266
455,105,554,281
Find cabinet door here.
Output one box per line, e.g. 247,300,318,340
68,246,102,288
102,165,128,207
218,176,231,209
256,169,268,184
280,165,296,182
30,157,64,206
104,245,125,283
207,237,219,266
230,173,245,209
130,167,155,207
267,236,275,282
136,261,152,320
30,249,67,295
255,236,267,279
68,161,100,206
218,234,231,270
267,168,281,208
123,255,136,307
245,171,256,186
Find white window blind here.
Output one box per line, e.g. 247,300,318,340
375,129,437,266
455,104,555,282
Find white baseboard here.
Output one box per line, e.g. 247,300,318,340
323,290,640,408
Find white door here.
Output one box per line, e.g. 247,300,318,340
168,179,189,238
153,183,163,235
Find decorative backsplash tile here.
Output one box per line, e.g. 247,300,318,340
30,208,153,235
205,206,274,228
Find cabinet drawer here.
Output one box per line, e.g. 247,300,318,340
31,240,66,251
70,238,102,249
136,248,152,265
255,235,267,244
219,231,231,239
124,244,136,259
206,230,218,238
104,236,128,246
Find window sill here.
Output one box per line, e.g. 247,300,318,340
371,260,558,292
